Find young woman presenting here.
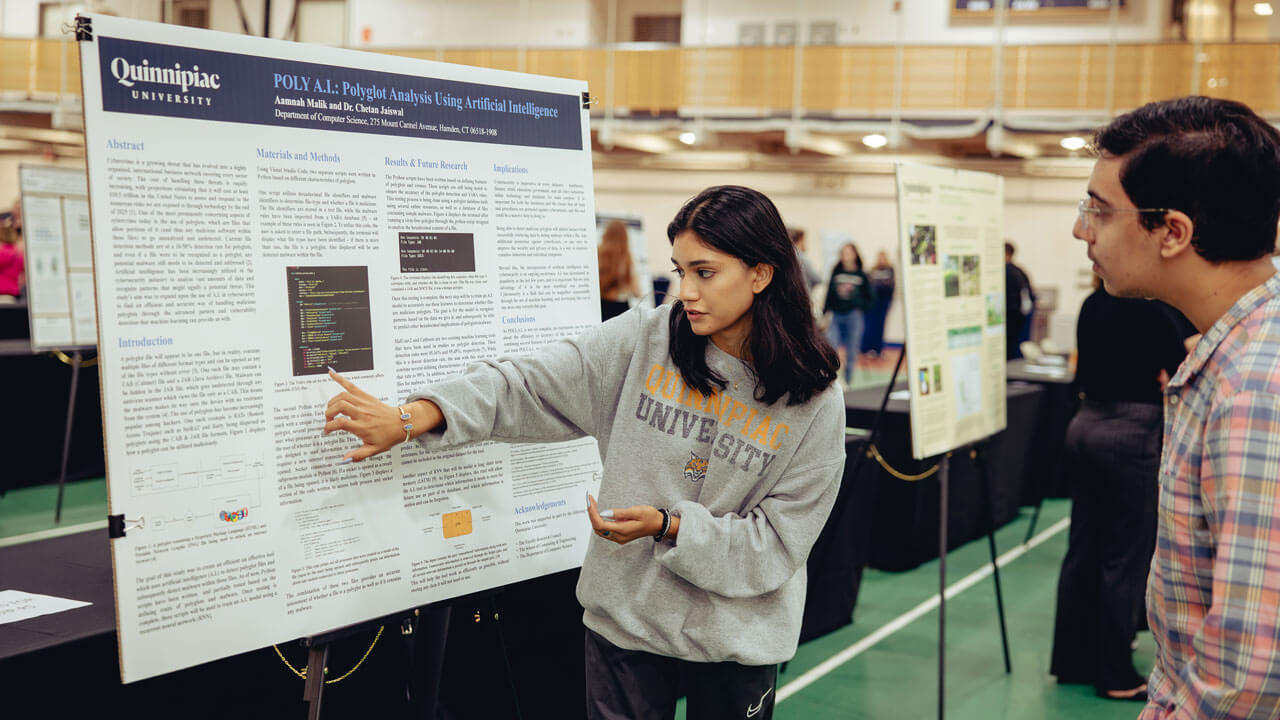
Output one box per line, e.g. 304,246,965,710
324,185,845,720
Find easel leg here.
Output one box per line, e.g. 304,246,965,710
1023,501,1043,545
55,350,82,524
973,445,1012,674
937,453,949,720
304,642,329,720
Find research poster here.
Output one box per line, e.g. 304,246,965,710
79,14,601,682
19,165,96,350
895,164,1006,459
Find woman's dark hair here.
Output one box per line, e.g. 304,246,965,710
666,185,839,405
840,242,863,271
1094,96,1280,262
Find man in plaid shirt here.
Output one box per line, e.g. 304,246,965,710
1075,96,1280,717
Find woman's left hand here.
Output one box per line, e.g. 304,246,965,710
587,494,661,545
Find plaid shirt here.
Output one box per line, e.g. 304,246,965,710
1142,271,1280,719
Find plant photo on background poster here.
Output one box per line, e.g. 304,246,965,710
943,254,980,297
910,224,937,265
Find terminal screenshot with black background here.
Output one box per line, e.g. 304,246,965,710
287,266,374,376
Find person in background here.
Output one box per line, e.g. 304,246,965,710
789,227,822,291
1004,241,1036,359
823,242,873,385
1050,278,1194,702
598,219,642,321
0,205,24,301
325,185,845,720
1075,96,1280,719
861,250,895,358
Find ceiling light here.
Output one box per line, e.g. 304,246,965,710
861,133,888,149
678,131,697,145
1255,2,1273,15
805,136,851,156
1059,136,1087,151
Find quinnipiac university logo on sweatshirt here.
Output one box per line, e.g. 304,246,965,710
633,363,789,479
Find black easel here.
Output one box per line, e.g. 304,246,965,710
55,349,85,523
970,442,1013,675
298,610,417,720
937,451,949,720
869,346,1011,720
1023,496,1043,544
932,443,1012,720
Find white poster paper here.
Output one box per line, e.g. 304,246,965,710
79,14,601,682
895,164,1006,459
0,589,92,625
19,165,96,350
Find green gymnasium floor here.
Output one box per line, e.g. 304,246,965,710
0,478,108,547
764,500,1152,720
2,479,1150,719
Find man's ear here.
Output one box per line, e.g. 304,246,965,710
1158,210,1195,259
751,264,774,294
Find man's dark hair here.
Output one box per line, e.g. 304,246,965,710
1094,96,1280,263
666,185,838,405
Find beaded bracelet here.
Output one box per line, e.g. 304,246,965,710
398,406,413,444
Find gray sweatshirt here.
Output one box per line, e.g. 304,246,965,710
408,304,846,665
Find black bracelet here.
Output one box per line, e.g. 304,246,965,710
653,507,671,542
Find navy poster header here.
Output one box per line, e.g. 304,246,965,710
97,36,584,151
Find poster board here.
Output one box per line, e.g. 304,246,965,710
19,165,96,350
895,164,1006,459
78,14,601,682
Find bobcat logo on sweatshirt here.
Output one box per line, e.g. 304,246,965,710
683,451,708,483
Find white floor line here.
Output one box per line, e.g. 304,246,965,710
777,515,1071,703
0,519,108,549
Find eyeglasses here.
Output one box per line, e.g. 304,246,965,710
1076,199,1172,232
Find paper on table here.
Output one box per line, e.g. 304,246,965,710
1020,364,1068,378
0,589,92,625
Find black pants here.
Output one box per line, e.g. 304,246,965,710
585,629,777,720
1050,400,1160,692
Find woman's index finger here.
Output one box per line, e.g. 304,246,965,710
327,368,367,396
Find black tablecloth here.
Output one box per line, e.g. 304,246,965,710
0,302,28,339
0,529,115,658
843,381,1044,572
0,342,105,493
1007,359,1077,501
799,436,877,643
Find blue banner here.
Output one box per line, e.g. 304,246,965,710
97,36,583,151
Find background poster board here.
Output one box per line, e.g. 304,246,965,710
895,163,1006,459
78,14,600,682
19,165,96,350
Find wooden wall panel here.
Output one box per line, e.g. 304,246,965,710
9,40,1280,117
0,39,34,94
